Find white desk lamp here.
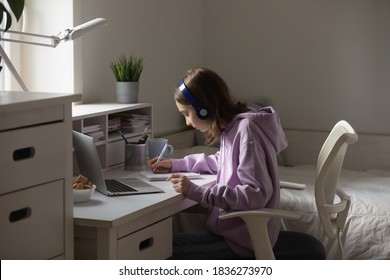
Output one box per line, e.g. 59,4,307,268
0,17,107,92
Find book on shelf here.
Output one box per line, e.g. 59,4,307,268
108,116,121,134
83,124,102,133
108,125,121,134
111,112,151,134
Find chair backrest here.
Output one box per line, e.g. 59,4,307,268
315,120,358,239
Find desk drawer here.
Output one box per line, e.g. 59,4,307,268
117,217,172,259
0,122,67,194
0,103,64,131
0,180,64,259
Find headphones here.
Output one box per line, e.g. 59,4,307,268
178,81,211,120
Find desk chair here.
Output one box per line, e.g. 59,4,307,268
220,120,358,260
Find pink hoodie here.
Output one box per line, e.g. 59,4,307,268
171,106,288,257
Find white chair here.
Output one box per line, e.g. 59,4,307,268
315,120,357,256
219,120,358,259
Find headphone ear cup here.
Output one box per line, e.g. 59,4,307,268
196,105,211,120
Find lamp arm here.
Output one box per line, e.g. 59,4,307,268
0,18,107,48
0,29,60,47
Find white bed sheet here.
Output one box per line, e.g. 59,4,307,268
279,165,390,260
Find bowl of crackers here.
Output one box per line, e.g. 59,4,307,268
73,175,96,203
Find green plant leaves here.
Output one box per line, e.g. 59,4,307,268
110,53,144,82
8,0,24,21
0,0,24,32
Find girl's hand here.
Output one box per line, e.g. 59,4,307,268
149,157,172,173
168,174,192,196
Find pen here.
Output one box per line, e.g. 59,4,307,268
118,131,129,144
156,143,168,163
137,127,149,144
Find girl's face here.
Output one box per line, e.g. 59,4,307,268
175,101,212,132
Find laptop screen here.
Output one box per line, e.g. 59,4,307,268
72,130,108,194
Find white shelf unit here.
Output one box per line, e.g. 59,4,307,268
0,92,79,260
72,103,153,169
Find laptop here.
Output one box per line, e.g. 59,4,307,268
72,130,164,196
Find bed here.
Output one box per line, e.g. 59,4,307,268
279,164,390,260
165,127,390,260
278,128,390,260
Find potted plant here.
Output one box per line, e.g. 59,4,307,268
110,53,144,103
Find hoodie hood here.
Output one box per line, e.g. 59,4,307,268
225,106,287,153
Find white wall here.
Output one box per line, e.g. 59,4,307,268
79,0,390,136
204,0,390,135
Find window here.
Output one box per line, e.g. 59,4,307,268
1,0,75,93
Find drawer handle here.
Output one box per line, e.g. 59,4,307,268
13,147,35,161
9,207,32,223
139,237,154,251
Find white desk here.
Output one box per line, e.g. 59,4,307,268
73,167,215,259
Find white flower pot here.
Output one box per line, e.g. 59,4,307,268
116,81,139,103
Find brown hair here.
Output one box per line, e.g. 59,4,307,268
174,67,248,145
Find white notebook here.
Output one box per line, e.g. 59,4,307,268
140,171,202,181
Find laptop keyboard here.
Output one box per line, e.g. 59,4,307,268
105,179,137,193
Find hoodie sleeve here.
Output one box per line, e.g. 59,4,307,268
186,141,274,210
171,152,220,174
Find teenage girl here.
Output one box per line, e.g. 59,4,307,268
149,67,287,259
